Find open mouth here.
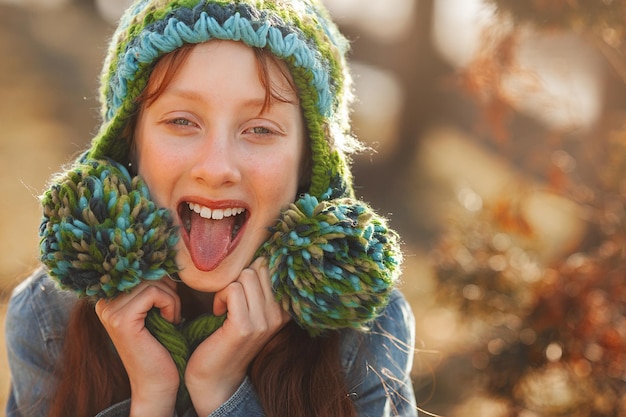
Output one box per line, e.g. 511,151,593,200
182,202,247,236
178,202,248,271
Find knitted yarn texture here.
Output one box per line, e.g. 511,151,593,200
40,158,179,297
39,158,401,412
38,0,404,412
40,159,402,333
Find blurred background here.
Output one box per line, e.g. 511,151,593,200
2,0,626,415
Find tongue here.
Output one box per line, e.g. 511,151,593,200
188,212,235,271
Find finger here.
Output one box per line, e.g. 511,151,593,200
96,281,181,326
133,279,181,323
238,266,265,306
94,298,110,318
148,284,181,324
246,258,290,324
161,274,179,292
238,267,289,330
214,278,268,339
95,279,178,313
248,257,274,302
213,281,247,318
238,268,268,328
151,279,182,323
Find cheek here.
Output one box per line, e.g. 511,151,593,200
136,140,178,208
250,151,301,205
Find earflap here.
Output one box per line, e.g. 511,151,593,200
259,194,403,336
39,158,179,298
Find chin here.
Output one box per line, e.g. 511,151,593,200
175,250,248,293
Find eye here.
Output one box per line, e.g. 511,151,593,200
247,126,273,135
242,122,284,137
169,117,197,127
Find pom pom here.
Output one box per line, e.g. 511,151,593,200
39,158,179,298
259,193,403,336
38,159,402,337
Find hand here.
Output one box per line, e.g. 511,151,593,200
185,257,290,415
95,278,182,417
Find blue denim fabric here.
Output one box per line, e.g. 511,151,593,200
5,269,417,417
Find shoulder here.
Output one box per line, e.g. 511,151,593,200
6,268,77,354
339,289,418,415
340,288,415,370
5,268,79,415
372,288,416,339
344,288,415,345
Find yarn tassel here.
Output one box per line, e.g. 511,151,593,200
39,157,179,298
259,193,402,336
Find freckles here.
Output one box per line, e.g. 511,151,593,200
268,158,301,198
138,149,163,184
265,152,299,176
247,155,297,203
137,147,179,208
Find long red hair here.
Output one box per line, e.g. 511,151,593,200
48,299,130,417
48,43,356,417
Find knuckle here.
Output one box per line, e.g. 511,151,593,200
237,322,254,338
238,269,257,284
98,307,123,330
107,314,126,330
228,280,245,291
143,284,160,296
255,322,269,335
94,299,106,316
95,301,112,321
225,281,245,298
266,301,286,320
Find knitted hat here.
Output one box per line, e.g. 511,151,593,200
94,0,356,199
40,0,402,336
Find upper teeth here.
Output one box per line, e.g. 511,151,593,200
187,203,245,220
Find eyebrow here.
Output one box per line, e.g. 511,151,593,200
162,87,297,112
160,88,216,103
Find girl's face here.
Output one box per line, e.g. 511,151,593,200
135,41,305,293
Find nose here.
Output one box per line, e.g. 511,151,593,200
189,132,241,188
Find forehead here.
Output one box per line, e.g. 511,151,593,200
146,41,299,105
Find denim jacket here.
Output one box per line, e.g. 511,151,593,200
5,268,417,417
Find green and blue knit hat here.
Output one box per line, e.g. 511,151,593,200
94,0,356,200
40,0,402,336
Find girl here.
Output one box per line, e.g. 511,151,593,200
6,1,417,416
